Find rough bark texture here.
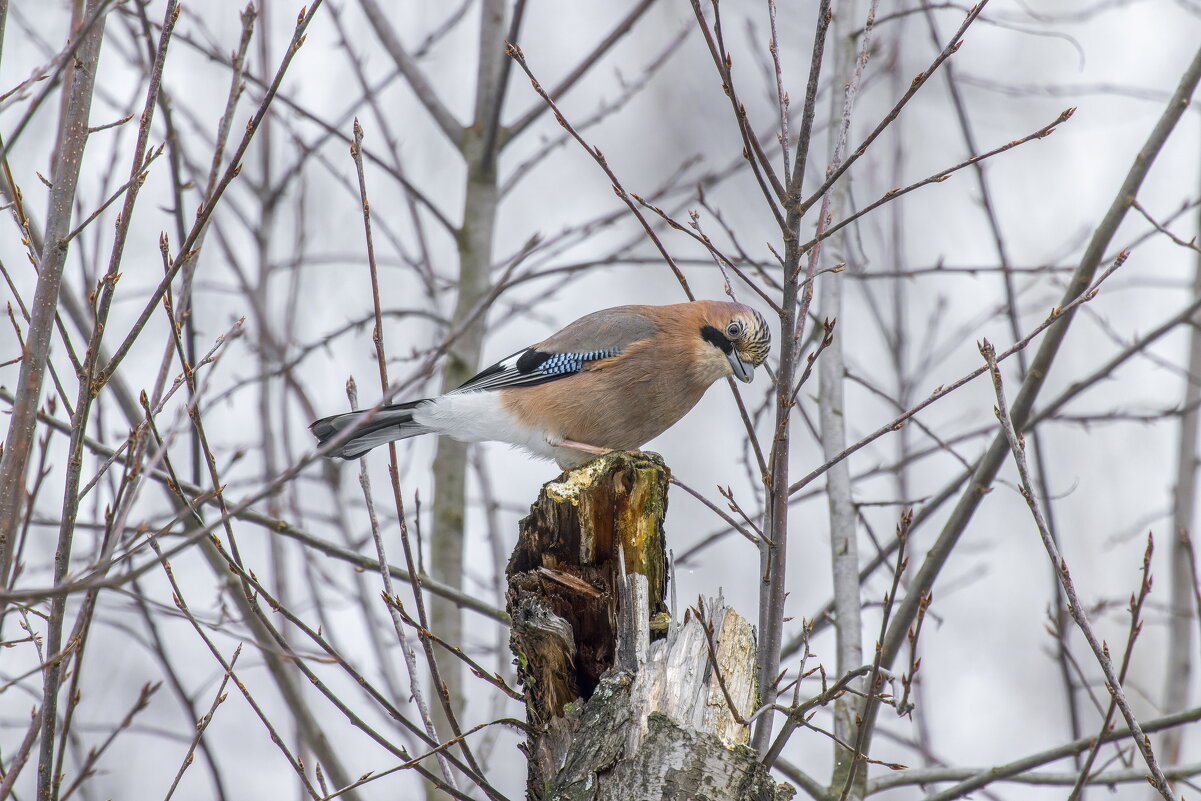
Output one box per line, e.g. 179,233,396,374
508,451,794,801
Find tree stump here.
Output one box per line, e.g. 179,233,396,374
507,451,794,801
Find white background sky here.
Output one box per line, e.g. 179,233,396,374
2,1,1201,798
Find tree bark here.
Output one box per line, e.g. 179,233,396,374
1160,160,1201,778
507,452,794,801
820,1,866,795
427,3,506,771
0,0,106,607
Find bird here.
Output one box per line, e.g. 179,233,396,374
311,300,771,469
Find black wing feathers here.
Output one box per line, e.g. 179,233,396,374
453,346,621,393
515,350,552,373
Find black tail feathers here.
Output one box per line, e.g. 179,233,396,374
311,400,432,459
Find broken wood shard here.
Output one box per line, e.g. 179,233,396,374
507,451,793,801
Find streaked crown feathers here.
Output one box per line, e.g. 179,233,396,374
731,306,771,366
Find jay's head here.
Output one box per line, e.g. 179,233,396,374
697,302,772,383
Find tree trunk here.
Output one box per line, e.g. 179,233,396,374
427,1,506,766
507,452,794,801
820,0,866,791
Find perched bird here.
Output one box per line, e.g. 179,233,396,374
311,300,771,468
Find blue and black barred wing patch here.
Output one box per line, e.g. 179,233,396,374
452,346,623,393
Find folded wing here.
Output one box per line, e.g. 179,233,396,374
452,306,658,394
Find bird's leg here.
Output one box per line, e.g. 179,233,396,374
545,435,612,457
560,439,612,456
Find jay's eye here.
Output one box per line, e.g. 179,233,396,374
726,320,744,339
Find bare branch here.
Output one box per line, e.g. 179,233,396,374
357,0,464,147
983,338,1175,799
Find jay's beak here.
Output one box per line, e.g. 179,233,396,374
727,350,755,383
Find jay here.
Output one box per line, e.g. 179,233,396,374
311,300,771,468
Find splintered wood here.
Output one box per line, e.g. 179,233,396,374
506,451,793,801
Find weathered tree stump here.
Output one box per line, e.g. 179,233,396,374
507,451,794,801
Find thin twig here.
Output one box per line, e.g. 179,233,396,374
1066,533,1154,799
790,251,1127,494
982,338,1175,800
161,647,239,801
505,43,695,300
